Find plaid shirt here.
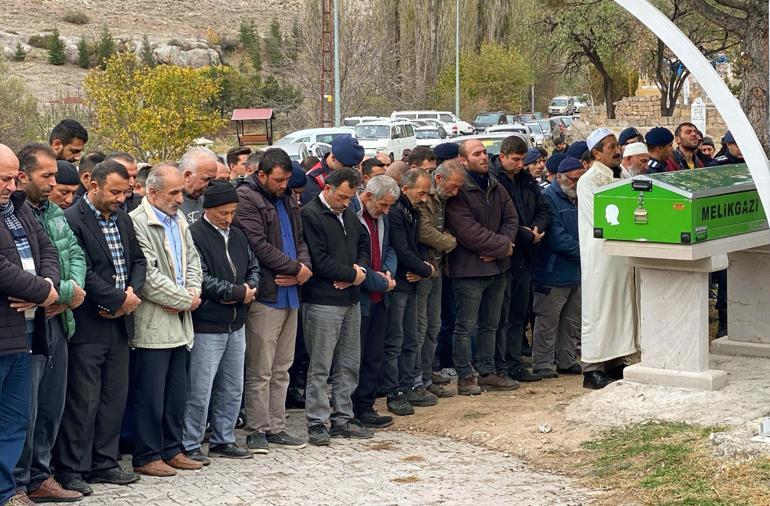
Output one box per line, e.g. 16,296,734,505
84,196,127,290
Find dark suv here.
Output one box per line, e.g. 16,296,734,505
472,111,507,133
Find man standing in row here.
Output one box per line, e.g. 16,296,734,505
234,148,311,453
129,165,203,476
180,147,219,226
445,139,518,395
108,153,142,212
301,136,365,205
57,160,146,495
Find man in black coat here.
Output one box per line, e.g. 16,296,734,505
55,160,147,495
0,144,60,506
492,135,552,382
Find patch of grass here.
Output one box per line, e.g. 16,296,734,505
581,422,770,505
63,11,89,25
28,34,55,49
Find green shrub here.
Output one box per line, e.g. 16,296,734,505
28,34,54,49
63,11,89,25
13,43,26,62
47,29,66,65
77,38,91,68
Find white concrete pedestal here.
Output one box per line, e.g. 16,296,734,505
712,246,770,357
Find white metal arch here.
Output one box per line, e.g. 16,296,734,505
614,0,770,218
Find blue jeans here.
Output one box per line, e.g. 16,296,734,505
0,350,31,504
383,290,420,394
452,274,507,378
183,328,246,450
415,275,442,387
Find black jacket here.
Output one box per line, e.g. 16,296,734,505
708,151,744,167
190,218,260,333
300,156,331,206
300,195,370,306
389,195,432,292
0,192,61,356
64,197,146,344
492,162,552,267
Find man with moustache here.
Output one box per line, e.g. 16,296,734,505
576,128,638,390
666,122,705,171
620,142,650,176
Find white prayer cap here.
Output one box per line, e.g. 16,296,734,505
623,142,649,158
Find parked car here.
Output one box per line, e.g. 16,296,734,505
280,142,332,162
342,116,388,127
450,132,532,157
537,119,553,138
355,118,417,159
572,95,590,114
548,96,576,116
274,127,356,147
472,111,508,133
391,110,473,136
415,125,450,147
485,123,535,147
525,121,545,147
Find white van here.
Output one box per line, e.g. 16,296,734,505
390,110,473,136
354,119,417,160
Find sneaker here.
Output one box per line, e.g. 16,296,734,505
245,432,269,454
457,375,481,396
533,368,559,379
208,443,252,459
28,476,83,503
387,392,415,416
356,410,394,428
7,492,35,506
556,363,583,375
478,372,521,391
330,419,374,439
185,448,211,466
266,431,306,449
427,383,456,398
430,372,451,385
406,385,438,407
307,424,331,446
510,369,543,382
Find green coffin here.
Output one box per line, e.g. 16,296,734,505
593,164,768,244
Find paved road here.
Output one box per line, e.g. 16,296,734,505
82,411,596,505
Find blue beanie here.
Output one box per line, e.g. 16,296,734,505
546,153,568,174
645,127,674,147
433,142,460,163
289,161,306,189
523,148,542,166
618,127,642,146
566,141,588,159
723,130,735,144
331,134,365,167
55,160,80,185
557,156,583,174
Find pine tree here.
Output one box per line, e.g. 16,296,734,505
287,18,301,62
95,27,116,69
13,43,26,62
141,35,156,67
266,18,283,68
77,38,90,68
239,21,261,73
48,29,66,65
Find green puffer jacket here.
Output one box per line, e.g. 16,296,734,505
32,200,87,338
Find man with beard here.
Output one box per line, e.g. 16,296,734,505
179,148,218,225
50,161,82,210
108,153,142,212
620,142,650,176
576,128,637,390
666,122,704,171
49,120,88,164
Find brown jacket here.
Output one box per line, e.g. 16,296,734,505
444,170,518,278
233,175,311,304
418,183,456,277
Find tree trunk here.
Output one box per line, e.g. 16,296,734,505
603,71,616,119
740,12,769,151
428,0,439,82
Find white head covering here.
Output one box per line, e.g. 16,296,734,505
623,142,649,157
587,128,613,151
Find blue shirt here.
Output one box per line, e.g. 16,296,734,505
265,199,299,310
151,204,185,286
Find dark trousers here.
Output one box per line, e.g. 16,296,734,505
436,274,455,370
15,318,68,493
131,345,189,467
352,301,387,415
0,350,31,504
288,312,308,391
383,290,419,394
496,263,532,375
54,328,129,480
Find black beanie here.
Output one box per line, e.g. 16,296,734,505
203,180,239,208
56,160,80,185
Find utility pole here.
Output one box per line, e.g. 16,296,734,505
320,0,333,127
455,0,460,118
333,0,340,127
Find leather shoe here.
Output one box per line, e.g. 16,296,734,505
56,476,92,496
88,468,140,485
557,363,583,375
165,453,203,470
28,476,83,502
605,364,627,380
133,460,177,477
185,448,211,466
510,369,543,382
583,371,617,390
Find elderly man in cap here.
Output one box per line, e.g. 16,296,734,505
617,127,643,148
50,160,82,210
544,153,568,188
621,142,650,176
531,156,585,378
645,127,675,174
523,148,546,182
699,137,716,164
183,181,259,463
576,128,637,390
301,135,365,205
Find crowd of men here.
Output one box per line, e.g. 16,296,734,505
0,117,740,505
